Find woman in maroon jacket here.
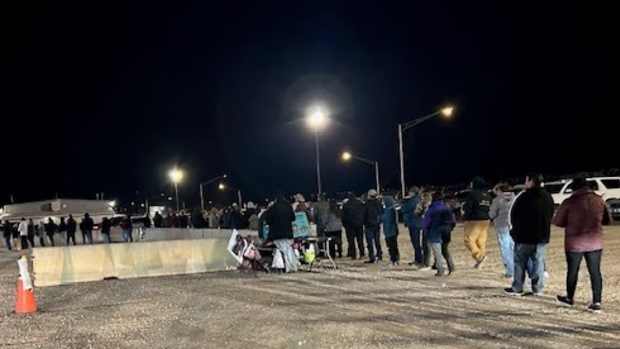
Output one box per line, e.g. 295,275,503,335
553,175,611,312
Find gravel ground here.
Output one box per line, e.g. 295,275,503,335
1,224,619,349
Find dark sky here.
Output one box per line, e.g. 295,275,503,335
2,1,616,205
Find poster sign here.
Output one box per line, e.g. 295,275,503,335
292,212,310,238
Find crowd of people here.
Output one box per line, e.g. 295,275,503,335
252,173,610,313
1,172,610,312
1,213,138,250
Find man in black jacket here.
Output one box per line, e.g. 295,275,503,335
81,213,94,244
66,214,77,245
463,177,492,268
505,173,555,296
342,193,366,260
364,189,384,263
264,196,297,272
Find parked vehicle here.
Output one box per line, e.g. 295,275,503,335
606,199,620,221
543,177,620,205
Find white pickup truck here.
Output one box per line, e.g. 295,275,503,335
543,177,620,205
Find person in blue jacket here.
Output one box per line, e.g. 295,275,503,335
402,186,424,265
382,193,400,266
423,191,457,276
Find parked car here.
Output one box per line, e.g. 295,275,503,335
606,199,620,221
543,177,620,205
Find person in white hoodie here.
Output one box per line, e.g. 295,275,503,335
489,183,515,278
18,218,29,250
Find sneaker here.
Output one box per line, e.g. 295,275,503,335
364,259,376,264
418,266,432,271
532,291,544,297
556,295,574,307
504,288,524,297
544,271,550,279
434,271,447,277
474,256,487,269
431,265,438,270
587,303,602,313
503,273,513,279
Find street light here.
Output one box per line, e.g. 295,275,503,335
218,182,243,207
398,105,455,197
199,174,227,211
341,151,381,193
168,167,184,211
305,105,330,196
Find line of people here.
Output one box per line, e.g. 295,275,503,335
1,213,140,250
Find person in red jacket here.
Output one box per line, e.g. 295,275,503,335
553,174,611,312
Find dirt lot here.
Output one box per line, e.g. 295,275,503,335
1,225,619,349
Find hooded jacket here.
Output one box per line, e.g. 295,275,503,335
343,197,366,228
364,197,383,227
263,199,295,240
423,200,456,243
401,195,423,228
489,191,515,229
553,188,611,252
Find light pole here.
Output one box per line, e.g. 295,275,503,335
305,106,329,197
168,167,184,212
200,174,227,211
398,106,454,197
341,151,381,193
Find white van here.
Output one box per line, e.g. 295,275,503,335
543,177,620,205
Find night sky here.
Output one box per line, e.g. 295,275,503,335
2,1,616,206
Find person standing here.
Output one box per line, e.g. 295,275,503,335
101,217,112,243
263,195,297,273
229,204,243,230
153,211,163,228
554,175,611,312
463,177,492,268
314,194,330,252
504,173,555,296
2,220,12,250
35,222,45,247
18,218,29,250
27,219,36,248
58,217,67,245
342,193,366,260
324,199,344,258
423,192,457,276
364,189,384,263
45,217,57,246
402,187,424,266
66,214,77,245
382,193,400,266
121,214,133,242
81,213,94,244
489,183,516,278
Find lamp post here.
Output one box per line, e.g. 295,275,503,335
168,167,184,212
305,106,329,197
398,106,454,197
199,174,227,211
341,151,381,193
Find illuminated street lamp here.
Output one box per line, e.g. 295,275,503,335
305,105,330,196
218,183,226,190
168,167,184,211
341,151,381,193
397,105,455,197
199,174,227,211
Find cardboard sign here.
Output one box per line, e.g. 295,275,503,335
292,212,310,238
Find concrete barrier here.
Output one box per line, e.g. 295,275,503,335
139,228,258,241
33,231,239,287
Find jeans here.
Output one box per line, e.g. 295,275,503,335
274,239,299,273
385,235,400,263
430,242,447,274
408,225,423,264
364,225,382,261
512,243,547,293
122,229,133,242
102,233,112,244
566,250,602,304
345,226,365,259
21,236,29,249
82,230,93,244
3,236,11,250
66,231,76,245
27,232,35,248
496,226,515,277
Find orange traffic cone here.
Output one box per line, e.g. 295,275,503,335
15,277,37,315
